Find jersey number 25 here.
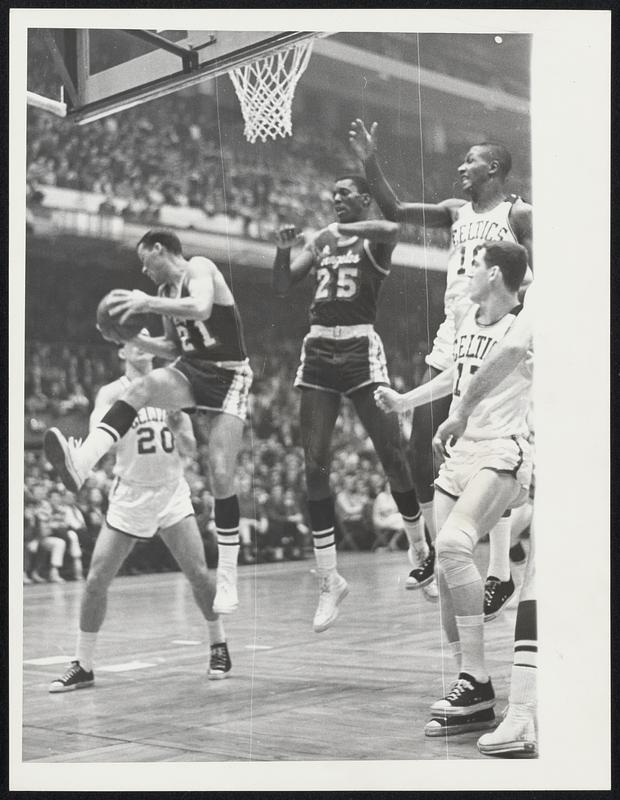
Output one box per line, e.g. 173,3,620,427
315,266,360,301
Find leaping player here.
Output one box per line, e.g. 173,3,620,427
50,339,231,692
376,241,533,732
44,230,253,617
349,120,532,618
273,174,430,634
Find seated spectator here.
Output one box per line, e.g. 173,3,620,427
237,474,267,565
335,474,372,551
32,489,84,581
371,479,407,552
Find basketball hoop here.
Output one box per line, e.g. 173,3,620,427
229,39,315,143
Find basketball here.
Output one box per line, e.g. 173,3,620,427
96,290,150,343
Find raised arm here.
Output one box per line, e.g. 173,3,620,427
327,219,400,244
349,119,459,228
510,199,533,269
273,225,315,296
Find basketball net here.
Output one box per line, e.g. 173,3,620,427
229,39,314,143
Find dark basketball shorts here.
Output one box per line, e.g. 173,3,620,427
294,324,389,396
171,357,253,421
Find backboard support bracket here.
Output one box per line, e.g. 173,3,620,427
122,30,217,73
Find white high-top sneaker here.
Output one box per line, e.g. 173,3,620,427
477,704,537,757
313,570,349,633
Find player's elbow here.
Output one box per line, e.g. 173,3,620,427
384,221,401,242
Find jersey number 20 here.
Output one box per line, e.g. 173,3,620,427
137,425,175,454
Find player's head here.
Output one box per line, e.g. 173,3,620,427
119,331,153,372
136,229,183,283
469,241,528,301
332,174,371,222
458,142,512,193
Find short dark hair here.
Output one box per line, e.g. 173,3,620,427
335,174,371,195
137,229,183,255
477,142,512,179
482,241,528,292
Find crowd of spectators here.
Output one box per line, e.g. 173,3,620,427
23,332,425,582
26,94,455,248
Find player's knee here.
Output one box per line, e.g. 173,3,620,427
210,463,234,495
84,566,112,597
378,444,410,486
304,454,330,490
436,513,479,588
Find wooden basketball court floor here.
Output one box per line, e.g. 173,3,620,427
22,547,520,763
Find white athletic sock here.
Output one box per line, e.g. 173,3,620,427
313,527,337,573
455,613,487,683
404,512,429,564
447,640,462,671
207,618,225,646
76,630,98,672
217,534,240,572
75,428,118,476
509,664,537,708
488,516,511,582
420,500,437,542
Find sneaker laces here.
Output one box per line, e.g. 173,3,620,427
484,578,501,604
210,644,229,671
58,661,82,682
445,677,474,701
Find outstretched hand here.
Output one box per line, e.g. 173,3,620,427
374,385,407,414
349,118,378,161
275,225,304,250
106,289,152,325
432,413,468,465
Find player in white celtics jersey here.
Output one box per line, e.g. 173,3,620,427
376,241,532,725
49,339,231,693
350,119,532,606
434,287,537,756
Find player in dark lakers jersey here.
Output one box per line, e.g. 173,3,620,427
274,175,430,633
44,229,252,617
349,120,532,609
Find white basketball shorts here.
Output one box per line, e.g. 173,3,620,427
106,475,194,539
435,435,533,509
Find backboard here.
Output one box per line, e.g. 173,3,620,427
29,29,324,124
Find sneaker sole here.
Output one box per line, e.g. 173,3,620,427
44,429,80,493
477,739,538,758
425,708,496,737
313,584,349,633
430,697,496,717
207,671,231,681
405,575,434,590
49,679,94,694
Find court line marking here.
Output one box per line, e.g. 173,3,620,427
97,661,157,672
24,655,71,665
171,639,202,645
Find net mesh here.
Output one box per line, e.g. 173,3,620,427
229,39,315,143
